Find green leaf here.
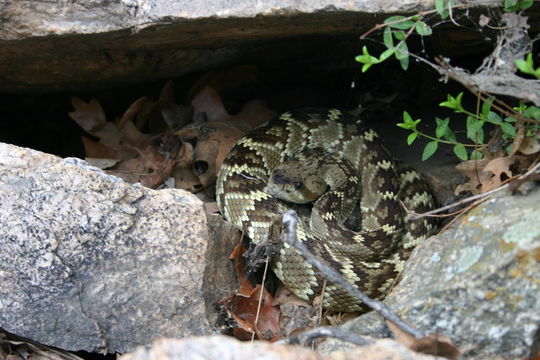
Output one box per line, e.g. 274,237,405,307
394,41,408,59
422,141,438,161
501,122,516,137
476,128,485,144
514,101,527,113
519,0,534,10
383,27,393,48
435,0,449,19
395,41,409,70
515,53,540,79
466,116,484,141
443,125,457,142
355,46,381,72
523,106,540,120
440,92,464,112
487,111,502,124
384,16,415,30
481,98,493,117
398,111,421,130
393,31,406,40
504,116,517,123
435,117,449,139
407,132,418,145
505,0,518,8
453,143,468,161
504,0,533,12
399,54,409,70
415,21,433,36
470,149,484,160
379,48,395,62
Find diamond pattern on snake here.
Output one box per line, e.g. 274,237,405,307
216,108,437,311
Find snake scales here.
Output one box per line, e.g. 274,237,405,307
216,108,437,311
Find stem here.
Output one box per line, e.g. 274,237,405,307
414,130,479,147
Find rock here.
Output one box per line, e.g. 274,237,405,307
0,143,239,353
319,187,540,359
0,0,501,92
120,335,442,360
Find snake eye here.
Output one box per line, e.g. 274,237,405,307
293,181,303,190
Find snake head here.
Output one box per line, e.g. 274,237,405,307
265,163,327,204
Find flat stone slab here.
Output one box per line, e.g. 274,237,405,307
0,0,500,92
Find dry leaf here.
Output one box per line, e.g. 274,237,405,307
107,146,174,188
191,86,275,132
191,87,233,124
272,286,312,308
176,121,245,188
173,166,203,193
69,97,107,133
229,244,255,297
518,133,540,155
454,159,490,195
70,97,151,160
81,136,118,159
234,99,277,130
224,285,282,342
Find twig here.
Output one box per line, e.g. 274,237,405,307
280,210,425,339
409,185,505,219
251,256,270,342
316,280,327,328
410,160,540,219
436,198,489,235
276,326,373,347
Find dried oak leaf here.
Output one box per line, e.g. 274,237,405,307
455,155,528,194
222,244,282,342
176,121,245,188
225,285,282,342
517,131,540,155
81,136,117,159
454,159,491,195
108,145,174,188
229,243,255,297
69,97,151,160
191,86,275,132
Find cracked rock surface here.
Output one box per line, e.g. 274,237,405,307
0,143,234,353
318,187,540,359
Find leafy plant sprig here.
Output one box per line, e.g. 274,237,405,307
355,0,456,72
397,93,540,161
515,53,540,79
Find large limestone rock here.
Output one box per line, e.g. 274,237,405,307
0,143,239,353
319,187,540,359
0,0,501,92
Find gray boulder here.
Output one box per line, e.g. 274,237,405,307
0,143,238,353
320,187,540,359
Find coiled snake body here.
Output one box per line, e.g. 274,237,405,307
216,108,437,311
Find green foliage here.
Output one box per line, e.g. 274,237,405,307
356,0,540,163
515,53,540,79
399,93,540,161
356,13,434,71
502,0,533,12
435,0,455,19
